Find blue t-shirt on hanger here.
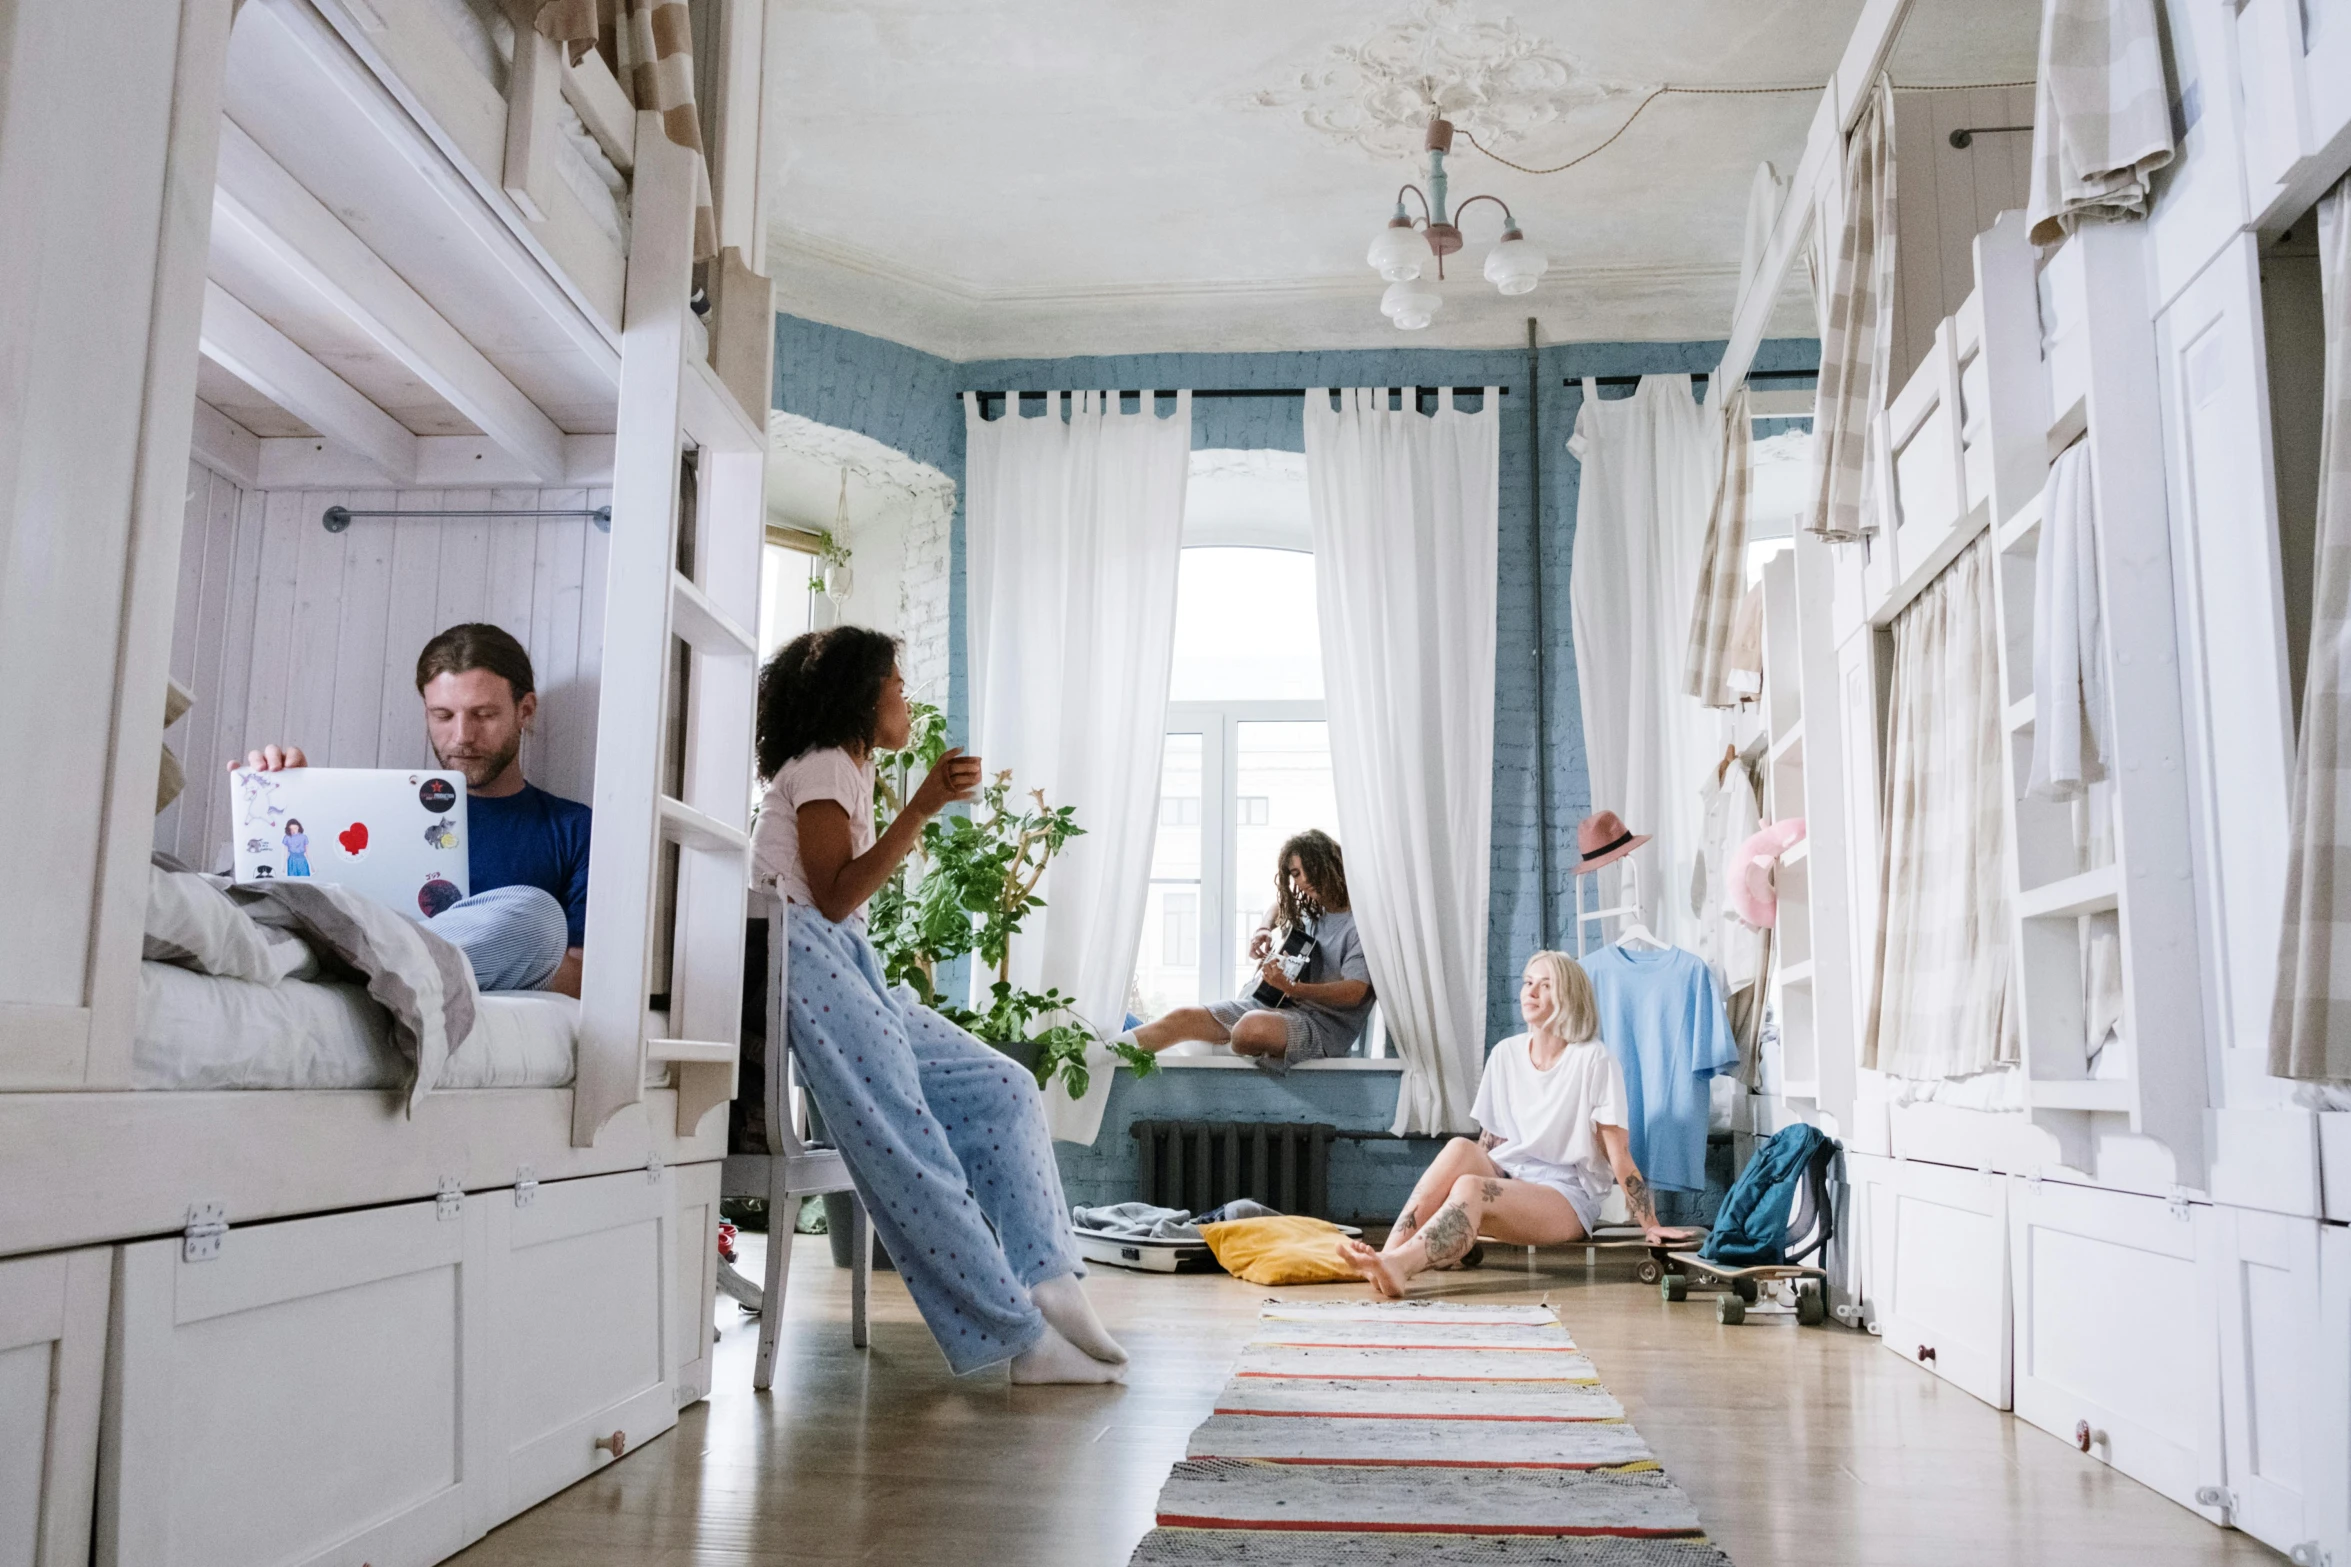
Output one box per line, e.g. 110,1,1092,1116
1583,944,1740,1194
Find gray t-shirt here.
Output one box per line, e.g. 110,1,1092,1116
1291,910,1375,1058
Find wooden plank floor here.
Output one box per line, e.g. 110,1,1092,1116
447,1233,2283,1565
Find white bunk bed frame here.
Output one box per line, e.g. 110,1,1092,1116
1715,2,2351,1559
2,3,784,1563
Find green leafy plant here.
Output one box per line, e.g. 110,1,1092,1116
866,701,1155,1099
803,528,853,594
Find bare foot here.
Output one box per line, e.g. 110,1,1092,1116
1340,1237,1408,1299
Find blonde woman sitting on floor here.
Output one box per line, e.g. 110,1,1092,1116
1342,951,1695,1298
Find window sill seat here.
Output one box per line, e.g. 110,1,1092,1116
1124,1055,1404,1072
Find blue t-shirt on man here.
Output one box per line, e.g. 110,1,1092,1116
468,783,592,947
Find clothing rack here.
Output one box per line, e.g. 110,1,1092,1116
1574,856,1645,959
958,386,1510,406
320,503,612,533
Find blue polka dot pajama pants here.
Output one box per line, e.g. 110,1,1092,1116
785,906,1081,1375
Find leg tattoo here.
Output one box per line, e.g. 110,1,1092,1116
1420,1203,1475,1267
1480,1179,1503,1203
1393,1205,1421,1240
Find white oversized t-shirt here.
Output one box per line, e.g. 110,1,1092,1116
1470,1033,1631,1208
750,747,876,926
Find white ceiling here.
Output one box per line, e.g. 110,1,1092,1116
763,0,2040,359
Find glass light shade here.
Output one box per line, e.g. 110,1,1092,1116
1380,279,1440,329
1367,222,1426,282
1483,231,1548,296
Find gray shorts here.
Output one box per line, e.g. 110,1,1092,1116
1204,999,1333,1067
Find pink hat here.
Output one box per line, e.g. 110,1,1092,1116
1729,817,1807,928
1574,809,1650,875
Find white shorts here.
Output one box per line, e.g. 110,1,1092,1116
1498,1162,1605,1235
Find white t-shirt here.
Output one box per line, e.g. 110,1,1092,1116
1470,1033,1631,1207
750,747,876,925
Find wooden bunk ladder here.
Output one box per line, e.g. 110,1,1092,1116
576,122,769,1146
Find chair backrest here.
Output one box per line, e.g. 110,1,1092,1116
756,886,818,1160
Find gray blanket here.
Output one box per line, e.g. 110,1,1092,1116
1072,1199,1281,1241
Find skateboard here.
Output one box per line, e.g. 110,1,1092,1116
1662,1250,1830,1325
1578,1227,1704,1286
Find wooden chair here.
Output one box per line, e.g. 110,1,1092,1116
721,888,871,1390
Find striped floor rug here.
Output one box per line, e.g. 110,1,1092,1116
1129,1300,1733,1565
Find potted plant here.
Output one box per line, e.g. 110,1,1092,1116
866,700,1155,1100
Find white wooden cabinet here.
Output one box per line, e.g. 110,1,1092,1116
0,1250,109,1567
97,1168,698,1567
1839,1151,1898,1333
673,1160,722,1408
100,1197,491,1567
1873,1158,2012,1409
481,1167,684,1522
2009,1177,2225,1518
2308,1223,2351,1567
2213,1206,2323,1555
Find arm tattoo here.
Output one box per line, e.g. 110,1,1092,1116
1621,1171,1658,1230
1478,1130,1502,1150
1479,1179,1503,1203
1420,1202,1475,1266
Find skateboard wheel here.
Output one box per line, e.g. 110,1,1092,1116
1661,1275,1687,1303
1797,1284,1827,1327
1734,1278,1760,1305
1635,1258,1661,1285
1716,1294,1746,1325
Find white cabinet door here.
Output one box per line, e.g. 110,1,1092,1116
2309,1223,2351,1567
0,1249,108,1567
1840,1151,1898,1333
481,1166,680,1523
2215,1206,2321,1554
2010,1179,2225,1517
1874,1159,2012,1409
100,1199,489,1567
673,1160,721,1407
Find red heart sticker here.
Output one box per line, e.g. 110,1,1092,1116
338,822,370,856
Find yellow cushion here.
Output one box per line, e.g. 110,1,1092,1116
1197,1215,1359,1285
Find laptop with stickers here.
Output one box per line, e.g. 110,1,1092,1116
228,767,470,921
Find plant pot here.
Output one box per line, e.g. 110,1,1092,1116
823,1191,897,1271
987,1036,1044,1078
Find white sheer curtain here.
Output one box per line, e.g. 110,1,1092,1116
1303,387,1499,1136
963,390,1192,1141
1569,375,1721,945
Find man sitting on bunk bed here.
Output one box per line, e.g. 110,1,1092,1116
238,623,590,997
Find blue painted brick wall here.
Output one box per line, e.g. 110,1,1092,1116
774,315,1818,1205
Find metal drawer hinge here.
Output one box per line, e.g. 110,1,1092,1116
2195,1485,2237,1518
437,1177,464,1221
2169,1188,2194,1221
646,1155,665,1184
2026,1167,2043,1195
514,1167,538,1208
2288,1542,2328,1567
183,1203,228,1263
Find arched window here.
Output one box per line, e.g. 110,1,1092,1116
1132,452,1337,1019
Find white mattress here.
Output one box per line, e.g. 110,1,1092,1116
134,961,577,1091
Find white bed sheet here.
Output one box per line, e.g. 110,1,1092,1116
134,961,576,1091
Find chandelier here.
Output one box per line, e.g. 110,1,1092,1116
1366,116,1547,329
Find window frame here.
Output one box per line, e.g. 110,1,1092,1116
1163,697,1326,1005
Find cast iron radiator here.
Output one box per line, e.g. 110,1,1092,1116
1130,1120,1335,1219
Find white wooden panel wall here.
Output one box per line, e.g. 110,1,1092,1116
158,457,611,869
1888,86,2036,396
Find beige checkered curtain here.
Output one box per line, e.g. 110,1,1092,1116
2026,0,2176,246
1805,79,1894,544
1865,535,2015,1080
1685,387,1752,707
530,0,717,259
2274,176,2351,1080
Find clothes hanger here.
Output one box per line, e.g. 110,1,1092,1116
1613,913,1669,950
1716,743,1739,785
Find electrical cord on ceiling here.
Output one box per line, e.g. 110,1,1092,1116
1461,79,2038,176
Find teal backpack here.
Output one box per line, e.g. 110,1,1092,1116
1699,1123,1840,1269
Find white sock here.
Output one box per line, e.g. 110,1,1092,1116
1032,1273,1127,1364
1009,1319,1126,1384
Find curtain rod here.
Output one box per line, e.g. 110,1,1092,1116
321,504,611,533
957,386,1510,403
1569,369,1819,388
